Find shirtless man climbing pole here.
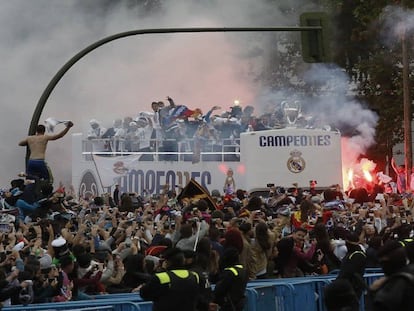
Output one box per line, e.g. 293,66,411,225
19,121,74,182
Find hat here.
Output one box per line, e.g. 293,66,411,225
129,121,137,127
51,237,69,258
51,236,66,248
145,245,168,256
39,254,53,270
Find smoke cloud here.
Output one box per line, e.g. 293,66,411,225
0,0,377,190
381,5,414,46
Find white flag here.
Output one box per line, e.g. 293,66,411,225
92,154,140,187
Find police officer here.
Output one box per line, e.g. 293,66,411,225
396,224,414,263
336,232,367,301
211,247,248,311
140,247,201,311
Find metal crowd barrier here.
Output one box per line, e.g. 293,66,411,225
245,270,384,311
4,271,384,311
2,299,143,311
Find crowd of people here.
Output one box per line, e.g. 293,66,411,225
84,97,332,163
2,99,414,310
1,170,414,310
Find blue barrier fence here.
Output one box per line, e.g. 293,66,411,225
4,271,384,311
2,299,143,311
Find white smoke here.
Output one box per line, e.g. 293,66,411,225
380,5,414,46
256,64,378,160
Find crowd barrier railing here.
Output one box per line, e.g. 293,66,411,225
2,299,142,311
3,271,384,311
246,271,384,311
92,293,143,301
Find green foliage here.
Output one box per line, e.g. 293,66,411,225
331,0,414,162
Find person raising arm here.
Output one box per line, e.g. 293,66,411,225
19,121,73,182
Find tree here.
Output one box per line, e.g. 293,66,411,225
331,0,414,168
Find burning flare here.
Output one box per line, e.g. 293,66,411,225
343,158,377,191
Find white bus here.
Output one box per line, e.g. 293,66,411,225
72,127,342,198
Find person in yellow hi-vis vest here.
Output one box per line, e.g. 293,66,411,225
140,248,202,311
210,247,248,311
336,232,367,302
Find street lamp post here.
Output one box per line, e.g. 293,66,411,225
26,26,322,167
402,24,412,188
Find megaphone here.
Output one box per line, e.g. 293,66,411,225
44,117,70,133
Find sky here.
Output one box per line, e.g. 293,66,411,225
0,0,378,189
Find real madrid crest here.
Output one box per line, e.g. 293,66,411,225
287,150,305,173
113,161,129,175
